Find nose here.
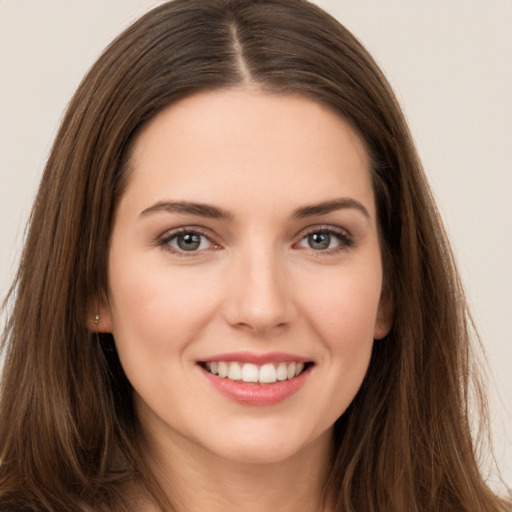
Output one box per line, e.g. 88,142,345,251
222,245,297,335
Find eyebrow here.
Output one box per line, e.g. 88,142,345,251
291,198,370,220
139,197,370,221
139,200,233,220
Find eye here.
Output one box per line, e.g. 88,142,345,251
160,229,218,254
296,228,353,252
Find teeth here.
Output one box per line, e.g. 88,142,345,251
276,362,288,381
241,363,259,383
204,361,308,383
259,363,276,383
227,362,242,381
218,362,228,378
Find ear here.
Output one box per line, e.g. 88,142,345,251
373,288,393,340
86,294,113,333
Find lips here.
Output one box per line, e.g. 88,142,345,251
197,352,314,406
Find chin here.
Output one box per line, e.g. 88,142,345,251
202,423,333,466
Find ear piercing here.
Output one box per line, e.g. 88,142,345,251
94,314,100,325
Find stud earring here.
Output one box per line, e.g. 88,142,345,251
94,314,100,325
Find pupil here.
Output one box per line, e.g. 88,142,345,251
308,232,330,250
177,233,201,251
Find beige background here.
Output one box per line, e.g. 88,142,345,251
1,0,510,488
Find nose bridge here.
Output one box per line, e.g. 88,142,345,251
223,238,295,334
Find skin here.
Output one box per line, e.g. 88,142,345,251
94,88,391,511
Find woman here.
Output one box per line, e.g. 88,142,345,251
0,0,509,510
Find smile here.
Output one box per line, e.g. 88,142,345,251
197,352,314,405
203,361,307,384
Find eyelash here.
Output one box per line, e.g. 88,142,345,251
295,226,354,255
157,226,354,257
158,227,219,257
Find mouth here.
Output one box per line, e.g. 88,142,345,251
198,360,313,385
197,352,314,405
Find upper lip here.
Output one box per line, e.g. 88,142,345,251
197,351,312,365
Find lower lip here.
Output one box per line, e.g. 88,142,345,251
200,365,311,406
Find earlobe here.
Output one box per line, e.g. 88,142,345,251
374,291,393,340
86,297,113,333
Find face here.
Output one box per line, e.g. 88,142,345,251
97,89,391,466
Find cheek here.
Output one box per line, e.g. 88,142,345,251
107,254,222,354
298,265,383,345
296,263,382,409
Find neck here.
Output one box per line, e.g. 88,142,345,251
137,427,333,512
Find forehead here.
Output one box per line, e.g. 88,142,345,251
122,88,375,219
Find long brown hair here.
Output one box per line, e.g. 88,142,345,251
0,1,509,510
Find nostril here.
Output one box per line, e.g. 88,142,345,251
222,270,297,333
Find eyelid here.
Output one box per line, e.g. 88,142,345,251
157,226,221,255
156,223,354,256
298,224,352,237
293,224,355,252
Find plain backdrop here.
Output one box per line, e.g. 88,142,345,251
1,0,511,489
